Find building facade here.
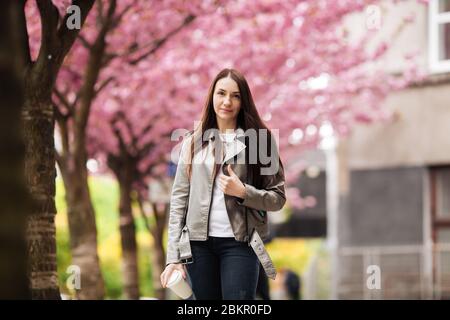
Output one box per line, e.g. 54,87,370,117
327,0,450,299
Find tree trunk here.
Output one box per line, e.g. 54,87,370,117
151,239,165,300
117,173,140,299
151,204,168,300
59,161,105,299
22,83,61,299
0,0,31,299
15,0,95,299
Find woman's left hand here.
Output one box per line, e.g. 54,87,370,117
218,164,246,199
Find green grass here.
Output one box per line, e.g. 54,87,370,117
55,175,154,299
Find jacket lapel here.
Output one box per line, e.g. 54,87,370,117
223,138,246,164
204,127,247,164
223,128,246,164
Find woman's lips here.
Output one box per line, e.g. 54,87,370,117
220,108,233,113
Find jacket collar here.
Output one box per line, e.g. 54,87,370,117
203,127,245,141
202,127,246,163
223,136,246,164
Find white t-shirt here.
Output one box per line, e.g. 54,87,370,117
208,132,237,237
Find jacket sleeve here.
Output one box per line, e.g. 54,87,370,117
166,134,192,265
237,139,286,212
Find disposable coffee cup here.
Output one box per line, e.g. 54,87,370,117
166,270,192,300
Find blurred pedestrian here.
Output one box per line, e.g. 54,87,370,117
284,269,301,300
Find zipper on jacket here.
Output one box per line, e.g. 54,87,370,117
245,166,251,245
245,207,249,244
206,177,214,239
205,161,220,239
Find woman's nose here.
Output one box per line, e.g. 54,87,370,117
223,96,231,105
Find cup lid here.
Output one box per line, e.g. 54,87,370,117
167,270,181,287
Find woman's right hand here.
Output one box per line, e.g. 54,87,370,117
160,263,187,288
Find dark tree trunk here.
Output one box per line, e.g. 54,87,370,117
53,1,116,299
22,88,60,299
59,158,105,300
108,158,140,300
149,203,169,300
0,0,31,300
118,175,140,299
56,92,108,300
13,0,95,299
137,196,168,300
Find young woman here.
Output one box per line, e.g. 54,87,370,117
160,68,286,300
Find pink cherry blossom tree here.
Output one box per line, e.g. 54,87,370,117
86,0,426,299
91,0,424,207
25,0,426,300
50,0,218,299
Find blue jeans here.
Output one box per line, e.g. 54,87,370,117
186,237,260,300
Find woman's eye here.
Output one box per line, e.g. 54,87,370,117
233,95,240,99
218,92,224,95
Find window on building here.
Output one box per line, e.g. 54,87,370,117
429,0,450,73
430,166,450,299
436,167,450,220
431,166,450,243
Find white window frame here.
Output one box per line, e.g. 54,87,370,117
429,0,450,73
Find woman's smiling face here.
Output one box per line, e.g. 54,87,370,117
213,76,241,123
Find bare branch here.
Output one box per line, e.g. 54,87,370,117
94,76,115,96
53,88,75,116
139,123,153,137
55,148,65,173
53,101,70,156
76,34,92,49
111,2,135,29
53,99,67,120
135,193,154,236
104,0,118,28
110,115,128,155
128,14,196,65
112,111,139,155
136,141,156,161
100,52,116,68
57,0,95,61
74,1,117,155
122,114,139,152
96,0,105,26
15,0,32,67
35,0,60,68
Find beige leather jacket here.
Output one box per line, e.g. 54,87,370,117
166,128,286,279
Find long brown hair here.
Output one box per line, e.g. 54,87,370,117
186,68,280,188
